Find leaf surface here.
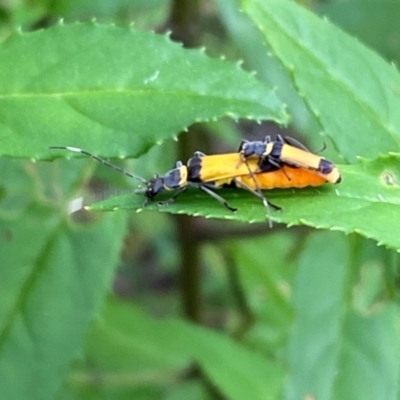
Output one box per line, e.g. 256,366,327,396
242,0,400,162
284,232,400,400
0,160,127,400
0,23,288,159
90,154,400,251
67,300,284,400
317,0,400,64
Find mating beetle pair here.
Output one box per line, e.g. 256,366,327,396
51,135,341,225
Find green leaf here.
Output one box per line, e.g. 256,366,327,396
317,0,400,65
68,299,284,400
284,233,349,400
242,0,400,162
162,381,211,400
0,22,288,159
226,232,296,353
89,153,400,251
215,0,320,138
0,160,127,399
284,232,400,400
82,301,189,374
183,322,283,400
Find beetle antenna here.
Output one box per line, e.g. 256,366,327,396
50,146,148,184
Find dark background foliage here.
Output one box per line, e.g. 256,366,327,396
1,1,400,399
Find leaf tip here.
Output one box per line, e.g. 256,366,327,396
226,111,239,121
390,61,399,72
69,197,84,214
235,59,244,69
353,228,364,236
313,109,321,118
283,111,291,125
377,194,385,202
13,25,23,35
298,218,308,226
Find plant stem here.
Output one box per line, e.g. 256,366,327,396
168,0,202,323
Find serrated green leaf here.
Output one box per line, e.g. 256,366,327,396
0,22,288,159
89,153,400,251
242,0,400,162
284,232,400,400
215,0,320,137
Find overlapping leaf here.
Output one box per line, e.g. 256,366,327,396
242,0,400,162
90,153,400,250
317,0,400,64
0,22,288,159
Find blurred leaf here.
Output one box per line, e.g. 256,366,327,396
51,0,170,29
283,232,400,400
184,320,283,400
242,0,400,162
59,381,161,400
226,232,296,354
83,301,188,373
331,308,400,400
66,299,284,400
0,159,127,400
163,381,211,400
0,22,288,159
52,0,165,16
317,0,400,65
90,153,400,251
